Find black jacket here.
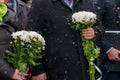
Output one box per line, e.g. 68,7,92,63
93,0,120,71
0,24,15,79
0,0,28,79
27,0,104,80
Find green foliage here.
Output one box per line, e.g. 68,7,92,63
5,37,44,74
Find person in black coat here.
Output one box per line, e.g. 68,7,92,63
93,0,120,80
26,0,104,80
0,0,28,79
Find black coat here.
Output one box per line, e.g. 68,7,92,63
0,24,15,79
0,0,28,79
93,0,120,71
27,0,104,80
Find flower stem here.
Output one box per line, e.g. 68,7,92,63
89,63,95,80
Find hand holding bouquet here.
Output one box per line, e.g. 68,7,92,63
5,30,45,75
71,11,100,80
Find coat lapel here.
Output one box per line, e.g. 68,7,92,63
51,0,70,9
51,0,81,10
61,0,73,9
61,0,81,10
51,0,93,12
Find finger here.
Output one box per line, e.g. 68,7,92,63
108,54,117,61
82,29,91,33
15,76,23,80
109,57,117,61
115,57,120,61
117,53,120,61
111,56,120,61
84,36,93,40
24,74,29,76
25,68,29,74
82,30,94,35
82,30,90,34
83,34,94,39
118,53,120,58
82,33,92,37
22,78,27,80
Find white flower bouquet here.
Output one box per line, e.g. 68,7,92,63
71,11,100,80
5,30,45,74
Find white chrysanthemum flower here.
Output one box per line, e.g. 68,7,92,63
12,30,26,38
12,30,45,45
29,31,45,45
72,11,96,24
12,30,30,42
20,32,30,42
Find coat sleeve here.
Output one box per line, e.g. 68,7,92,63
97,37,112,54
25,0,46,76
0,26,15,79
93,18,104,41
92,0,105,40
0,57,15,78
93,0,112,53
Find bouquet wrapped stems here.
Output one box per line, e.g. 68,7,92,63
81,33,99,80
71,11,100,80
5,30,45,75
89,62,95,80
